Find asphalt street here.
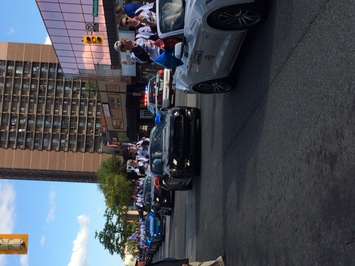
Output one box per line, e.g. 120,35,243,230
157,0,355,265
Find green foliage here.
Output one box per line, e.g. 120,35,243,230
96,157,138,258
95,208,138,257
97,157,133,210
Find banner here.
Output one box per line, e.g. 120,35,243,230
0,234,29,255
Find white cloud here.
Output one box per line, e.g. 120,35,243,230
46,190,56,223
40,235,47,247
19,255,29,266
67,215,90,266
0,183,16,266
44,35,52,45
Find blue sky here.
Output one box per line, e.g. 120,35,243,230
0,1,124,266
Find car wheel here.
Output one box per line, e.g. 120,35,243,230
207,3,262,31
193,78,233,94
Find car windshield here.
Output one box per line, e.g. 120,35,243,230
159,0,185,33
149,114,167,172
143,177,152,204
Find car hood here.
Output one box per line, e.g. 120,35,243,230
174,0,206,91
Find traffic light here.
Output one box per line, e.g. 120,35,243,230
82,35,103,45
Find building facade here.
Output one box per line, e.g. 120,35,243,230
0,42,109,183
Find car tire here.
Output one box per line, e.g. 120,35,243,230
193,78,233,94
207,3,262,31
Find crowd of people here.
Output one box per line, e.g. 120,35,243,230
114,1,183,69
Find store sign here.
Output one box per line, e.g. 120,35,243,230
93,0,99,17
0,234,29,254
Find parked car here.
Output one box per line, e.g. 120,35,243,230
151,175,174,215
156,0,265,93
142,172,173,215
145,211,164,250
161,107,201,190
142,175,153,211
146,69,173,115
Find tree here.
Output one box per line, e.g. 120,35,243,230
95,208,138,257
97,157,133,210
96,157,138,258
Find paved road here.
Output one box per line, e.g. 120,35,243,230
158,0,355,265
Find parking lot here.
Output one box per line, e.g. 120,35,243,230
156,0,355,265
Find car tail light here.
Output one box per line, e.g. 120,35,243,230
154,177,161,189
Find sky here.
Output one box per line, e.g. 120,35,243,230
0,1,124,266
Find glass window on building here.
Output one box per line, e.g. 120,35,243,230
10,115,17,127
94,137,102,152
5,78,12,94
17,132,25,148
60,134,68,151
44,116,52,129
43,134,50,149
32,63,40,78
23,62,31,78
85,137,93,152
52,134,60,150
36,116,44,128
61,116,69,129
19,101,28,113
54,99,61,114
8,132,16,148
19,115,26,129
25,133,33,149
0,77,4,91
15,62,23,77
28,101,35,114
64,80,72,98
48,80,55,97
22,79,30,93
0,131,6,147
68,136,76,151
71,105,78,116
57,67,64,80
39,80,47,95
45,98,54,114
7,61,14,76
77,135,85,152
14,79,21,95
40,63,49,78
70,121,77,133
37,103,44,115
11,100,19,113
108,96,118,109
1,114,9,128
56,80,64,97
27,114,35,124
48,63,57,79
34,133,42,149
0,60,6,77
53,117,61,131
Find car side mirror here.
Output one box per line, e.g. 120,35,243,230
174,42,183,59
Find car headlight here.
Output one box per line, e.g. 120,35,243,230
174,111,180,117
187,110,192,116
185,160,190,167
172,158,178,166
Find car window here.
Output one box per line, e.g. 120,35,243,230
159,0,185,33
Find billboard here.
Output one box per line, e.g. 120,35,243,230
0,234,29,255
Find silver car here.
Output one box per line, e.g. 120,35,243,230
157,0,265,93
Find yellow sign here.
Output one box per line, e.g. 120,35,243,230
0,234,29,254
